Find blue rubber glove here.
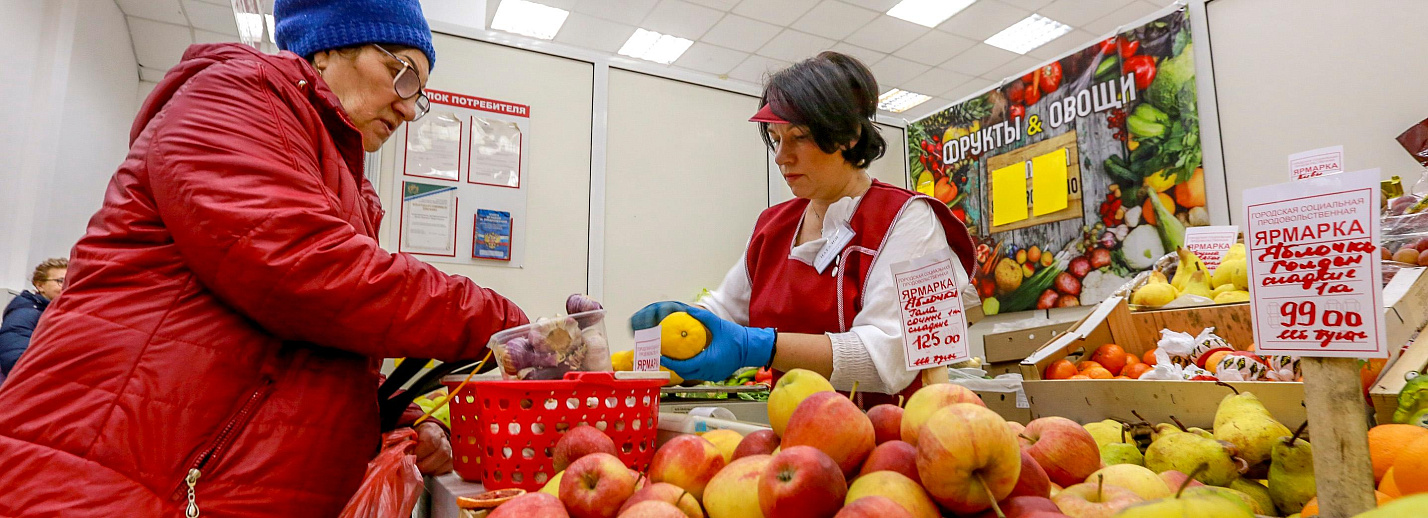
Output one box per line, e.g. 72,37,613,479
630,301,693,332
661,306,776,382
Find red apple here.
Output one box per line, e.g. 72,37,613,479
1022,513,1072,518
759,446,847,518
704,455,770,518
618,500,687,518
649,435,726,501
845,471,940,518
782,391,875,477
866,404,904,445
1019,417,1102,487
490,492,570,518
1008,421,1026,437
554,425,619,472
1050,479,1142,517
858,440,920,484
1008,450,1051,499
901,384,985,446
560,452,640,518
916,404,1022,515
833,496,913,518
970,496,1060,518
617,482,703,518
1157,470,1206,493
732,429,780,460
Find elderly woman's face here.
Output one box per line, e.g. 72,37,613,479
313,45,430,152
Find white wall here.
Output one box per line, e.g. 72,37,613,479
0,0,138,291
1205,0,1428,222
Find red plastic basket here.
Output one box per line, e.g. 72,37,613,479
444,371,664,491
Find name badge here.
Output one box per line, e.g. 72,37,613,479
814,222,855,274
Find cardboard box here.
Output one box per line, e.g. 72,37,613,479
1371,267,1428,425
983,322,1076,363
1016,298,1304,428
976,389,1032,424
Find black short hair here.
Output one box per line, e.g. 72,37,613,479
758,51,886,169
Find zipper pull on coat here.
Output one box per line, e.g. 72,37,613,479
185,468,201,518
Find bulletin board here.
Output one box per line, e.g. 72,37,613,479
389,88,531,267
377,34,593,319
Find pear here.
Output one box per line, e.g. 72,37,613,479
1268,422,1316,516
1150,415,1212,442
1116,464,1255,518
1133,282,1179,307
1209,283,1238,300
1182,270,1213,299
1172,247,1207,292
1355,493,1428,517
1214,290,1251,304
1213,257,1250,290
1103,441,1145,466
1213,385,1291,465
1228,478,1275,515
1145,432,1240,487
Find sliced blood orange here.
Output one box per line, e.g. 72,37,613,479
457,488,526,509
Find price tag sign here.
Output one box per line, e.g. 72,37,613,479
1289,145,1345,180
1243,169,1386,358
893,249,969,370
1184,225,1239,273
633,327,661,372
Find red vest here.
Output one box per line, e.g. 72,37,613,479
745,180,976,407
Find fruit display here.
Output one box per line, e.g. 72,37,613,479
1129,245,1248,309
470,367,1426,518
491,294,612,380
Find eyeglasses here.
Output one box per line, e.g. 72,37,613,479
373,44,431,121
44,278,65,286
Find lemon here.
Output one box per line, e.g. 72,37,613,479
611,350,634,371
661,367,684,386
660,312,709,360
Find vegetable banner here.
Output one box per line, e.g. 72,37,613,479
908,7,1207,315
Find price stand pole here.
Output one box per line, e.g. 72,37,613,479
1243,170,1384,517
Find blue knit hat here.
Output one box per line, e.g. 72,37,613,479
274,0,436,71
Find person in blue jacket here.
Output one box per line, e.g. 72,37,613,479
1,258,67,375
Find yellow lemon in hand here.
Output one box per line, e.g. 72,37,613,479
660,312,709,360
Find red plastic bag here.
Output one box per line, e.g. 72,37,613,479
339,428,423,518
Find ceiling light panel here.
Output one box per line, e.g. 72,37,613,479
618,29,694,64
984,14,1072,55
491,0,570,41
886,0,976,28
878,88,932,113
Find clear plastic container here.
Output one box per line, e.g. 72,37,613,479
488,309,613,380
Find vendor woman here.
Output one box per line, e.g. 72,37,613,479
632,51,976,407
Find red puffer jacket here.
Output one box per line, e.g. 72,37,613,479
0,44,526,516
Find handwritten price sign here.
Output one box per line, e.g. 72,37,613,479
1243,169,1386,358
893,249,970,370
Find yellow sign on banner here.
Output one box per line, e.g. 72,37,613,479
1032,148,1069,216
991,162,1028,227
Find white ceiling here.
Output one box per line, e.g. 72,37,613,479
116,0,1173,121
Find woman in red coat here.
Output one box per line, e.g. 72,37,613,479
633,52,977,408
0,0,526,515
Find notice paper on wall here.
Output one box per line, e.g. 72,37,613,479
1184,225,1239,272
1031,149,1069,216
390,89,531,267
633,327,661,372
469,116,522,187
1288,145,1345,180
403,112,463,181
1243,169,1386,358
399,182,457,257
893,248,969,370
991,162,1028,226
